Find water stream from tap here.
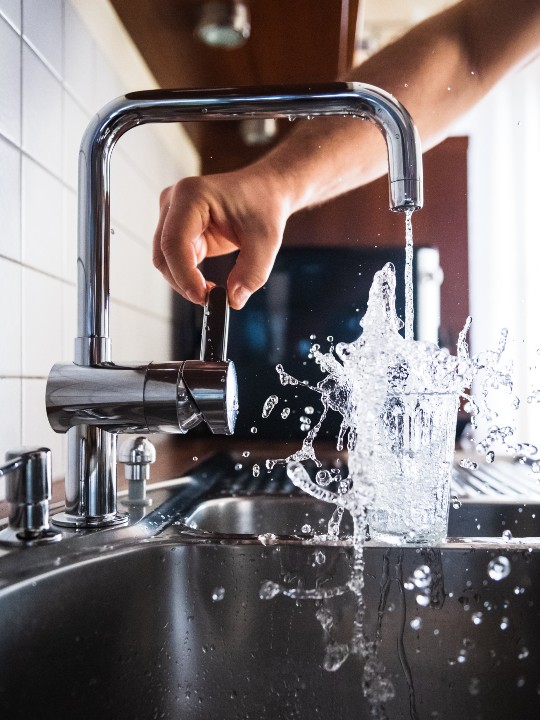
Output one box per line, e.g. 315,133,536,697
404,209,414,342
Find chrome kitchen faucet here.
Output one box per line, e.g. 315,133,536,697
45,83,423,528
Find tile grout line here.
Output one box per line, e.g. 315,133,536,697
18,5,24,445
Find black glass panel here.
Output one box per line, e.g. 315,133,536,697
226,247,415,440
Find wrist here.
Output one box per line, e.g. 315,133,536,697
248,147,314,217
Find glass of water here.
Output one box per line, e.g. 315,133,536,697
353,392,459,544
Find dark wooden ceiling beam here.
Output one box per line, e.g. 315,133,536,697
110,0,360,172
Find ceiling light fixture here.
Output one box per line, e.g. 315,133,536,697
195,1,251,49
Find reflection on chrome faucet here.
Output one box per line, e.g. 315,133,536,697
45,83,423,528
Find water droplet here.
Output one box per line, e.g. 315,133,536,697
301,523,312,534
514,586,525,595
518,646,529,660
488,556,511,580
258,532,277,546
262,395,279,418
259,580,281,600
281,407,291,419
323,643,350,672
212,587,225,602
452,495,462,509
304,406,314,415
486,451,495,463
412,565,432,588
327,506,344,537
265,459,276,470
316,469,332,486
234,462,243,471
469,678,480,696
309,334,316,340
327,336,333,342
252,463,260,477
410,617,423,630
416,593,430,607
460,458,478,470
517,675,526,688
250,426,258,434
192,456,198,461
502,529,513,542
500,617,510,630
242,450,250,458
471,611,483,625
314,550,326,565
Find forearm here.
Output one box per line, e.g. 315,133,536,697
252,0,540,213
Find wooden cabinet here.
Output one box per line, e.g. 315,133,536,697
283,137,469,347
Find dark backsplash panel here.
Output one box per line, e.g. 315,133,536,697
174,247,419,440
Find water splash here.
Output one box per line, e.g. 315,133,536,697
260,217,527,717
262,395,279,418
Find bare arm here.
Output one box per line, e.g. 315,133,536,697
256,0,540,210
153,0,540,308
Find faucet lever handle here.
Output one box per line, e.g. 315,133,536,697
201,286,229,362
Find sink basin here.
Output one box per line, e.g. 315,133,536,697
1,454,540,719
185,492,540,540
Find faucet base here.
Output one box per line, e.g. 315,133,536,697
51,511,128,529
0,526,62,547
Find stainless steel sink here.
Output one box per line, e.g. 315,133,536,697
185,492,540,541
1,454,540,720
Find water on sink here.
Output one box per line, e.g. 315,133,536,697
259,212,531,718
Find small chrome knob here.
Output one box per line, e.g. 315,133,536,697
118,437,156,507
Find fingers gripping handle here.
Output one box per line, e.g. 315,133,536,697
182,286,238,435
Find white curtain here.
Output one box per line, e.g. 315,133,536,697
452,55,540,447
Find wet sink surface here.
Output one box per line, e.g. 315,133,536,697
185,492,540,540
1,455,540,720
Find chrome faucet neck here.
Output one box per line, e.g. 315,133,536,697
51,82,422,528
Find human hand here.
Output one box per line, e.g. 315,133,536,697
153,167,292,309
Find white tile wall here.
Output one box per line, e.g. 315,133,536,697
21,43,63,177
63,0,95,112
21,156,64,276
0,134,21,260
0,14,21,146
0,0,200,493
0,379,22,497
0,0,21,32
0,257,22,375
22,0,63,77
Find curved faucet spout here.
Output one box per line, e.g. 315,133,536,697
78,82,423,360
